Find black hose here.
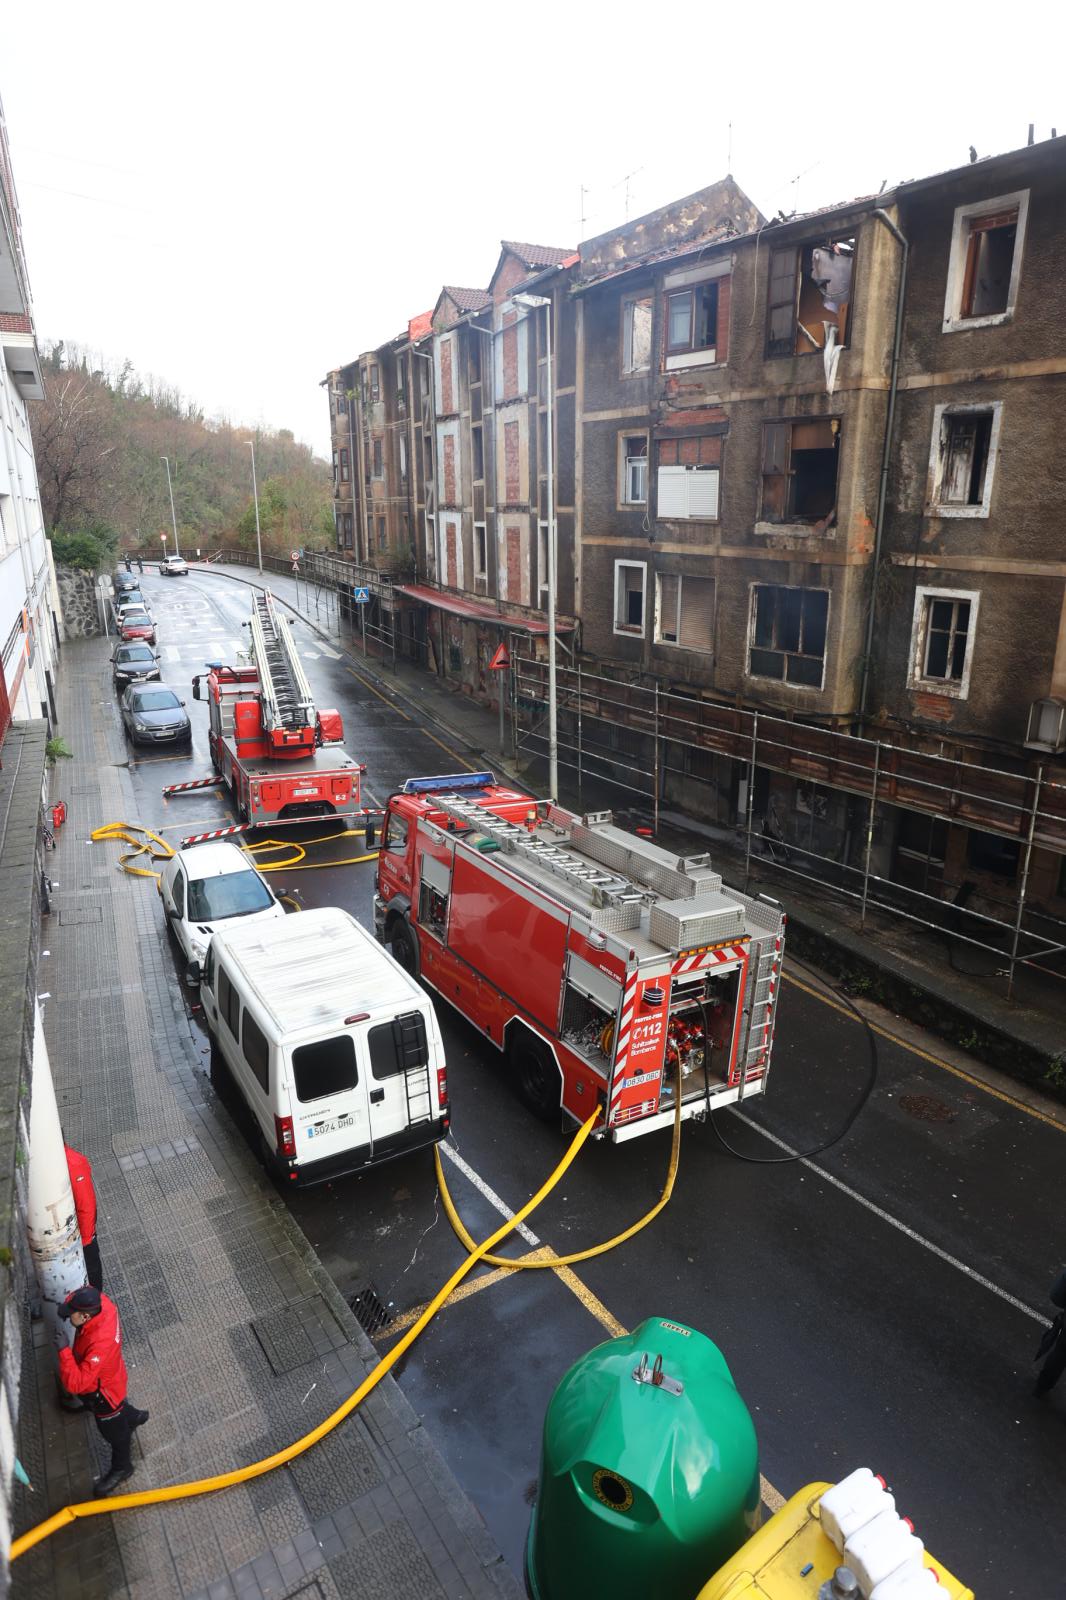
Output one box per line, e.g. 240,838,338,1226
708,955,879,1165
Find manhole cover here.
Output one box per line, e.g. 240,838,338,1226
348,1285,393,1337
898,1092,956,1124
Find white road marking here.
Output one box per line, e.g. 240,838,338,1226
730,1109,1046,1324
317,642,342,660
302,650,320,661
439,1142,541,1247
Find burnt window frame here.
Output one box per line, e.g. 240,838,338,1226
908,586,980,699
943,190,1029,332
765,235,855,360
621,293,654,376
759,418,841,526
926,401,1003,519
747,584,830,689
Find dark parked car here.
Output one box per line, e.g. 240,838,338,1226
113,568,140,596
112,642,161,688
120,684,191,746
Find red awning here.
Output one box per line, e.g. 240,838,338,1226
393,584,574,635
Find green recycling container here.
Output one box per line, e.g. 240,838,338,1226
526,1317,760,1600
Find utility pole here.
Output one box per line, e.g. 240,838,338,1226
246,437,264,573
160,456,180,556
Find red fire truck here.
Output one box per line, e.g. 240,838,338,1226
373,771,785,1141
189,592,361,825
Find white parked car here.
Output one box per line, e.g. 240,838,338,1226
160,554,189,576
157,840,286,969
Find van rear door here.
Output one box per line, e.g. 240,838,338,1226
359,1007,437,1144
287,1031,373,1167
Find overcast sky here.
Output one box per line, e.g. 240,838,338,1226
4,3,1061,458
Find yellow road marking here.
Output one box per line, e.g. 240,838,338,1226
783,970,1066,1132
375,1247,555,1341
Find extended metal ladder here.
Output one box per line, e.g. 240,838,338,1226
248,592,315,734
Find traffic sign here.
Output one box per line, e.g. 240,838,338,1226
489,643,510,671
353,587,370,604
290,549,299,561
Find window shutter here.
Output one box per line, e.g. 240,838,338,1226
688,468,720,519
659,574,679,641
678,577,714,652
657,465,688,518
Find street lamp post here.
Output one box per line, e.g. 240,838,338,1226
512,292,557,800
160,456,180,556
246,437,264,573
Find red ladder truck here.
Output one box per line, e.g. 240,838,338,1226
189,592,361,826
373,771,785,1140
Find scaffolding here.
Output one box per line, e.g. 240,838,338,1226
512,653,1066,1000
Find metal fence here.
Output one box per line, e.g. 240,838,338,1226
512,654,1066,999
210,548,399,666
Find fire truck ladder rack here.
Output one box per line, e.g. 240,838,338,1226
249,591,316,734
429,791,646,926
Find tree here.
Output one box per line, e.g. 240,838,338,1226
33,363,118,532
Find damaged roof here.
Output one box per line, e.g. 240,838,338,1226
500,240,574,269
408,310,433,342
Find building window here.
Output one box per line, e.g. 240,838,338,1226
657,436,720,521
748,585,829,688
926,402,1002,517
469,335,482,384
332,449,339,486
619,434,648,506
766,236,854,358
363,441,370,481
622,295,653,374
760,419,839,526
908,587,979,698
399,435,408,482
340,513,353,548
336,392,347,415
655,574,714,653
613,561,647,637
373,438,383,478
397,363,406,405
666,281,718,358
474,521,488,581
537,522,550,602
943,191,1028,331
360,367,368,405
377,516,387,551
339,446,350,483
370,363,380,401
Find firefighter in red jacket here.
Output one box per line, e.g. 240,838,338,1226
58,1286,149,1496
64,1143,102,1290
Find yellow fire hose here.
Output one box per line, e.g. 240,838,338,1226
11,1109,600,1562
435,1078,683,1269
90,821,376,879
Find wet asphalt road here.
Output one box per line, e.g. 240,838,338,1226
112,569,1066,1597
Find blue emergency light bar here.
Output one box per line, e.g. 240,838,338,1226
401,771,496,795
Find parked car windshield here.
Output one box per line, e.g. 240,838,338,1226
130,689,181,710
187,871,274,922
122,608,150,622
117,645,154,662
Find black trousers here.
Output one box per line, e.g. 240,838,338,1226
1036,1326,1066,1394
83,1236,103,1291
95,1401,136,1472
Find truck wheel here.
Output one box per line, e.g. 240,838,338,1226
511,1031,560,1120
389,918,420,979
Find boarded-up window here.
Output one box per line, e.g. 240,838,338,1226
657,435,720,521
445,521,458,588
760,419,838,524
506,525,522,601
443,435,456,504
504,420,521,502
440,339,455,413
656,574,714,653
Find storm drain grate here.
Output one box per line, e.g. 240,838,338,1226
348,1285,393,1337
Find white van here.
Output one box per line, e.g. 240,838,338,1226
199,906,450,1185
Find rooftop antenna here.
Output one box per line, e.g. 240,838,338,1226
727,120,733,174
616,166,643,221
580,182,590,237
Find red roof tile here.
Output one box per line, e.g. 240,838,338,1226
408,310,433,342
442,286,492,312
500,240,574,268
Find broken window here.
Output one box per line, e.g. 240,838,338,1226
336,392,347,415
760,419,839,525
930,408,996,512
332,448,339,486
396,363,406,405
749,586,829,687
370,364,380,402
657,436,721,521
666,281,719,357
373,438,383,478
472,425,484,482
656,574,714,653
620,434,648,505
614,562,646,636
922,596,971,681
944,191,1028,330
338,446,350,483
474,522,488,581
766,237,854,358
622,295,653,374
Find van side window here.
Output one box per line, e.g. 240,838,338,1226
292,1035,357,1102
218,966,240,1037
202,946,215,990
241,1011,270,1093
384,812,409,853
369,1011,429,1079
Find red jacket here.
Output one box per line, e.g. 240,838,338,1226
65,1144,97,1246
58,1293,127,1411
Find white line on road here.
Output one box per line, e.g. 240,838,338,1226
439,1142,541,1247
731,1109,1046,1324
317,642,342,660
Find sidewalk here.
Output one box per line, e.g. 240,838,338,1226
12,634,522,1600
200,562,1066,1103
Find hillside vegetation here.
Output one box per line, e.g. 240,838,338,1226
32,342,334,565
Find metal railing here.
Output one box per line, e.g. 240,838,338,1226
511,654,1066,1000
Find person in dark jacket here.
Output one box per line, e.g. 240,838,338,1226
64,1143,102,1290
1034,1267,1066,1397
58,1286,149,1496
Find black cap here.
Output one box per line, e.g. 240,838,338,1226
59,1286,101,1320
